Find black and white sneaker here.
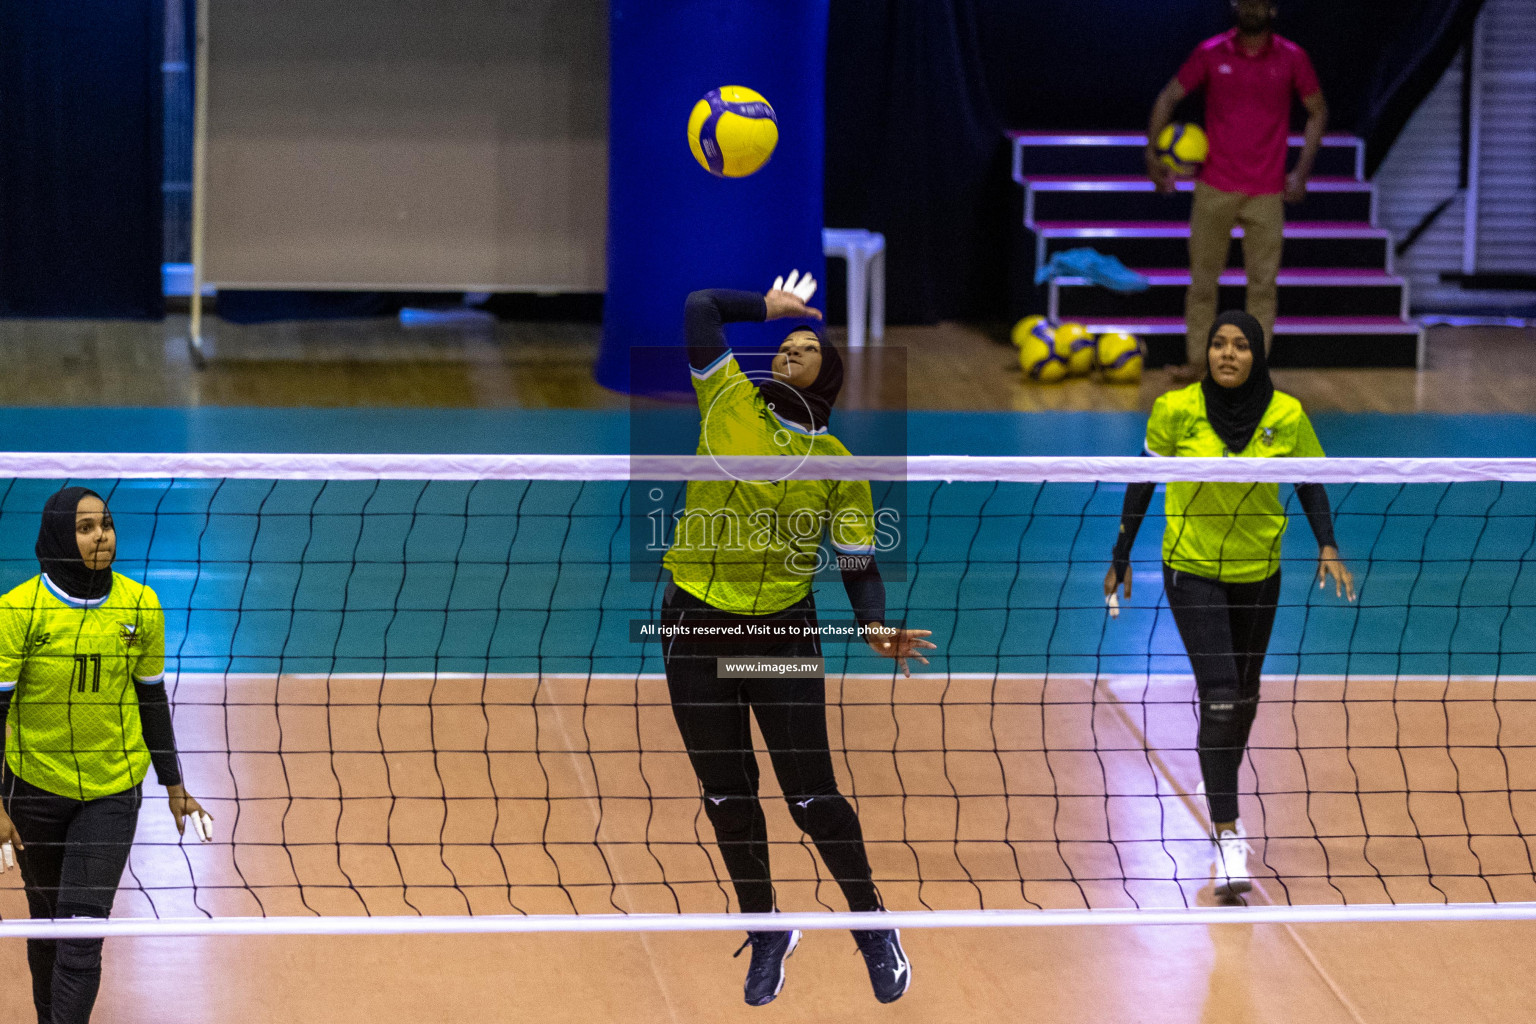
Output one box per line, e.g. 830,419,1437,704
852,928,911,1003
734,929,800,1006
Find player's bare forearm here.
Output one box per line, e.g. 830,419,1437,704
1145,80,1186,189
1293,94,1329,181
1145,81,1185,151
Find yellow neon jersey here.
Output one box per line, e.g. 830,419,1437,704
0,573,166,799
1145,383,1325,582
663,351,879,614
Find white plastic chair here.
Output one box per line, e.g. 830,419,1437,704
822,228,886,348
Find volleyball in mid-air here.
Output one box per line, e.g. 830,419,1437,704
1156,122,1208,177
1055,322,1096,376
1097,331,1146,383
1013,316,1068,382
688,86,779,178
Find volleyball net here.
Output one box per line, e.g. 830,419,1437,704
2,451,1536,936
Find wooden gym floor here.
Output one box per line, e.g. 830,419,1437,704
4,669,1536,1022
9,671,1529,920
0,314,1532,413
1,312,1534,1022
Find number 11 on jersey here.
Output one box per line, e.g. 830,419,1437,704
74,653,102,693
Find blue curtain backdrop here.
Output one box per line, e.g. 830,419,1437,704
825,0,1484,325
0,0,164,318
595,0,829,397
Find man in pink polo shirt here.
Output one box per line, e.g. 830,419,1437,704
1146,0,1329,380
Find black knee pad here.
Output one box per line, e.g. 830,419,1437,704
700,792,759,839
54,937,103,975
785,791,850,835
1199,679,1241,713
1200,691,1258,748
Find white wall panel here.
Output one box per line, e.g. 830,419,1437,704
203,0,607,290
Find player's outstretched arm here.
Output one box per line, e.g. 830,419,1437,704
683,272,823,373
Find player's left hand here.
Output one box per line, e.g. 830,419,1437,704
864,624,937,677
765,270,822,321
167,784,215,843
1284,171,1308,205
1317,545,1356,602
0,806,23,874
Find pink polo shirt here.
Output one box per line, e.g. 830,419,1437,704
1176,30,1321,196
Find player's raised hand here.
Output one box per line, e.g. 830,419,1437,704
766,270,822,320
0,807,23,873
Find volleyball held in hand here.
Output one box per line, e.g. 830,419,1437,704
1055,322,1096,376
1096,331,1146,383
688,86,779,178
1013,316,1068,382
1156,122,1208,177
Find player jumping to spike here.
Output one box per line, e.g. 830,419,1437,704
661,271,934,1005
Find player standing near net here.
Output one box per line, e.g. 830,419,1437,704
1103,311,1354,896
661,272,934,1006
0,487,212,1024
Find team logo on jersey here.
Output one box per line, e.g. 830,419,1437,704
120,623,141,648
24,631,51,655
1260,427,1275,447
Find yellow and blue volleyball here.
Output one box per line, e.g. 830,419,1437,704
1013,317,1068,382
1096,331,1146,383
1011,315,1049,348
688,86,779,178
1156,122,1208,177
1055,322,1096,376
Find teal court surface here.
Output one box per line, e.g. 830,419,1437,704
3,407,1533,679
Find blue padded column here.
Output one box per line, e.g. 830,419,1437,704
595,0,828,396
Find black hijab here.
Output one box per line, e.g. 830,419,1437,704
37,486,114,601
1201,310,1275,454
757,321,843,432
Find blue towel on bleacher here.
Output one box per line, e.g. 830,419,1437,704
1034,248,1150,293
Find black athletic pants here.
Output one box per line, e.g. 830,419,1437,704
3,769,140,1024
1163,565,1281,825
661,583,881,915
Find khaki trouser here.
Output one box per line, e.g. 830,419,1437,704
1185,182,1283,371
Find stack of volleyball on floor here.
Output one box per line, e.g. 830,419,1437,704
1013,316,1146,384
